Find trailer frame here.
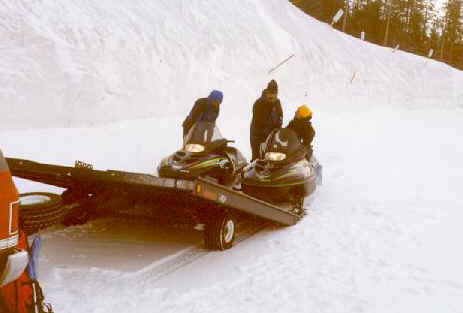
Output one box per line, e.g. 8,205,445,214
7,157,302,249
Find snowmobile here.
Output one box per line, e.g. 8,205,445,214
241,128,320,214
158,121,247,187
6,126,313,251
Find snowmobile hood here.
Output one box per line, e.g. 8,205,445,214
158,122,247,184
158,152,228,179
243,159,311,187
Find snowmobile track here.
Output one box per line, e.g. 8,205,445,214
142,219,270,283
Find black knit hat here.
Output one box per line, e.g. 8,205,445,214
266,79,278,94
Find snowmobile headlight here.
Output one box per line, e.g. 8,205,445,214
184,144,205,153
265,152,286,161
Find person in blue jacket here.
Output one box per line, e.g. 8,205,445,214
182,90,224,137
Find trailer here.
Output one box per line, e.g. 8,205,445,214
6,157,302,250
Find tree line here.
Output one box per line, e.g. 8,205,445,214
291,0,463,70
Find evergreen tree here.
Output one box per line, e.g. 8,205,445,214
290,0,463,69
441,0,463,65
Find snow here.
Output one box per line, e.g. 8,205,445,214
1,0,463,312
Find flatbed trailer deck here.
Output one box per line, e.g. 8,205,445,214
6,157,301,249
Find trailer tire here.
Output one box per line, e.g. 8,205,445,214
18,192,65,235
61,206,90,227
204,211,236,250
61,188,91,204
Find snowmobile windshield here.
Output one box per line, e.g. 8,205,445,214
263,128,306,163
184,122,224,146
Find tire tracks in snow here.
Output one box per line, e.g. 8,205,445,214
127,218,271,284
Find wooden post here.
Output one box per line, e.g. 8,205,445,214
383,0,391,46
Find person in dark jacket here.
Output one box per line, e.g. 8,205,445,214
182,90,223,137
250,80,283,161
286,105,315,160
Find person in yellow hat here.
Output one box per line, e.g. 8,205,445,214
286,105,315,160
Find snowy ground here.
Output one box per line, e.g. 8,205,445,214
1,0,463,312
2,109,463,313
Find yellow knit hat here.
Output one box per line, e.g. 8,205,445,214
296,105,312,119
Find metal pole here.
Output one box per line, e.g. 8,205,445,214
32,282,39,313
268,54,295,75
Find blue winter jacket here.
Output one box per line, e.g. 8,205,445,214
182,98,220,132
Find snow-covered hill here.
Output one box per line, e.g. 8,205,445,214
1,0,463,313
1,0,462,131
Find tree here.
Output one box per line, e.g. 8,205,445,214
441,0,463,65
290,0,463,69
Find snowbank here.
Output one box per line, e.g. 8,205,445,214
1,0,461,131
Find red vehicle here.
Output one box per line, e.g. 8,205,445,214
0,149,51,313
0,149,28,287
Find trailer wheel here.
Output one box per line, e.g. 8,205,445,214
61,207,90,227
19,192,65,235
61,188,91,204
204,212,236,250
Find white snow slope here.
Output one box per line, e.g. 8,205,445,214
1,0,463,312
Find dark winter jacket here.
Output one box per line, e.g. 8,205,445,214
250,91,283,141
182,97,220,133
286,117,315,149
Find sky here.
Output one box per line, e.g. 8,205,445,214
434,0,445,12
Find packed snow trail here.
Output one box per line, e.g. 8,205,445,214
2,110,463,313
1,0,463,312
